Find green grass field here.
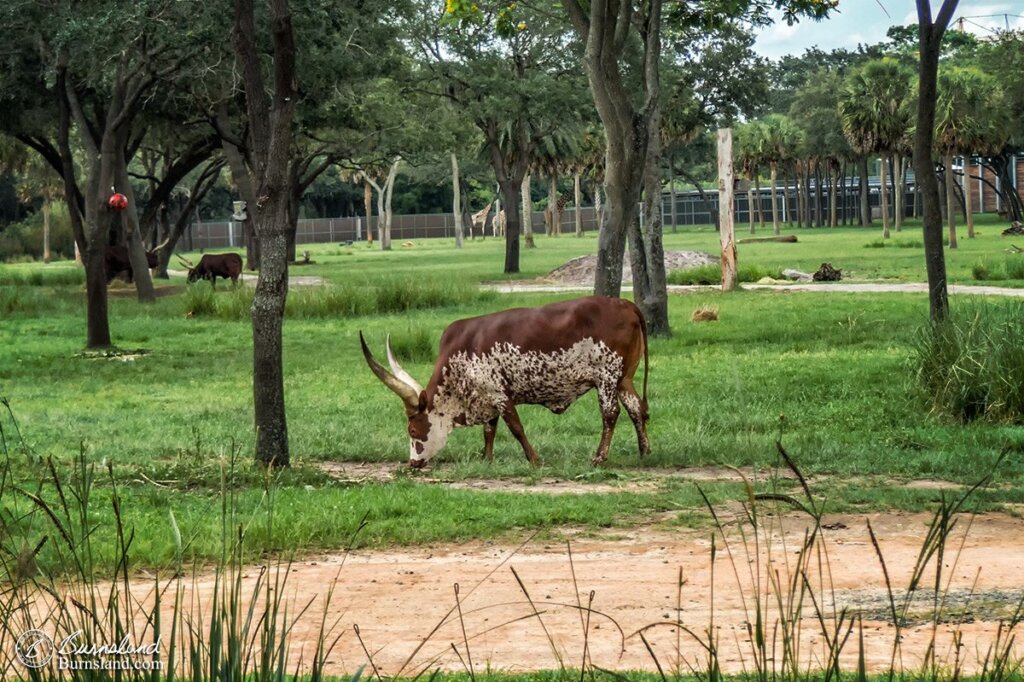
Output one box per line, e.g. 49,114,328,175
2,215,1024,571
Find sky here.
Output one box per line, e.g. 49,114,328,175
753,1,1024,60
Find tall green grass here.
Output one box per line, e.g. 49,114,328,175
915,303,1024,422
182,276,495,319
667,263,783,285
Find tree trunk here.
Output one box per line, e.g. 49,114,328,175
859,156,871,226
42,199,51,263
718,129,737,291
754,174,764,229
944,151,958,249
829,163,838,227
363,180,374,245
963,156,975,238
521,173,534,247
668,152,677,233
770,161,780,235
452,152,463,248
782,165,792,226
880,154,891,239
631,116,669,337
894,154,904,232
594,184,603,234
217,115,260,270
548,174,560,236
574,171,583,237
382,158,399,249
794,162,803,228
234,0,297,467
499,180,522,274
915,0,956,323
116,158,157,302
747,184,756,234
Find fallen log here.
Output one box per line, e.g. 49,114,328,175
737,234,798,244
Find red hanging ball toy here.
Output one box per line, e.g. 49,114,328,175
108,193,128,212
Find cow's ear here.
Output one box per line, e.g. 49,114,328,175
418,391,427,413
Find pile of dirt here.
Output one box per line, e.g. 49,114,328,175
545,251,717,285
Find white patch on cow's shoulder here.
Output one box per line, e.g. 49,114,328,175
434,338,625,426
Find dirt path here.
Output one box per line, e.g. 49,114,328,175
485,281,1024,297
179,511,1023,676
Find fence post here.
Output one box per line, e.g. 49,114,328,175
356,217,361,241
718,128,738,292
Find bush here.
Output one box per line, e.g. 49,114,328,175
863,239,887,249
182,276,494,320
972,262,991,281
915,303,1024,422
0,264,84,287
0,202,76,262
1005,255,1024,280
668,263,783,286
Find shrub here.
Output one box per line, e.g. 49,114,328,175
0,264,84,287
668,263,783,286
182,276,493,320
972,262,991,281
894,239,923,249
863,239,887,249
181,281,217,317
1005,255,1024,280
915,303,1024,422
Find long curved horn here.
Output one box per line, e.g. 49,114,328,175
176,255,194,269
360,332,420,415
386,334,423,394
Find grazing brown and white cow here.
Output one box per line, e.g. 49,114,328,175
177,253,243,287
360,296,650,468
105,245,158,284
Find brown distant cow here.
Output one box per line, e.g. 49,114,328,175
178,253,243,287
360,296,650,468
105,245,158,284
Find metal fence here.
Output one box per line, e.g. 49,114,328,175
183,207,601,251
183,179,928,251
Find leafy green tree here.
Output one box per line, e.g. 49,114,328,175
839,58,914,240
416,0,589,273
756,114,802,234
935,66,1001,244
789,69,852,228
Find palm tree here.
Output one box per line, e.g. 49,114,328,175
839,58,914,240
733,122,762,234
757,114,803,235
935,66,1001,245
790,70,853,228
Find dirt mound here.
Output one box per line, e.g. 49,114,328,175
545,251,717,285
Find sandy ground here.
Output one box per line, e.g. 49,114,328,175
16,510,1009,678
486,281,1024,297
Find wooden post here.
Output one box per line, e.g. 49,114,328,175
718,128,738,292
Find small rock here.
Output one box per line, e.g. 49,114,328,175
782,268,813,281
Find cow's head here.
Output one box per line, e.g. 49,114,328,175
359,332,450,468
177,255,201,283
145,250,159,269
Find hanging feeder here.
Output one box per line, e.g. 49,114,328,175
108,193,128,212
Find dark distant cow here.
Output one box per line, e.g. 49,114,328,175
105,245,158,284
360,296,650,468
178,253,243,287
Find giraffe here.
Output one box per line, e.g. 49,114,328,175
544,188,574,236
493,209,506,237
470,201,493,239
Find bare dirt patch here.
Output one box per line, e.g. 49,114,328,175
315,462,790,493
178,511,1024,676
544,251,717,286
